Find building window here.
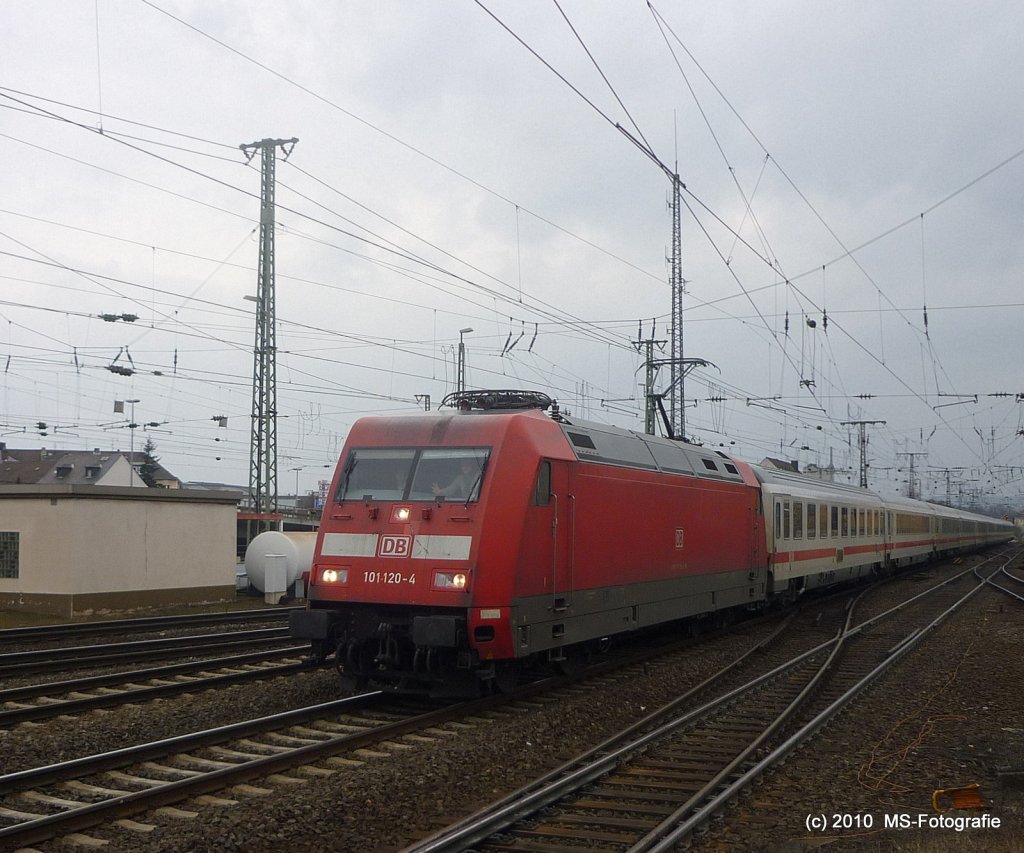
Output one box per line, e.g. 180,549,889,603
55,466,72,479
85,466,100,479
0,532,18,579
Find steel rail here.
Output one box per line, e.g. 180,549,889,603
0,627,289,663
0,628,292,678
978,562,1024,603
0,607,299,642
0,646,309,702
0,649,322,727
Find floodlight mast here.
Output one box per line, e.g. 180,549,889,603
240,137,297,535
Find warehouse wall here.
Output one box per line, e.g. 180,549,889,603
0,485,241,618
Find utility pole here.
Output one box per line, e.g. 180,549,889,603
841,419,886,488
240,136,297,534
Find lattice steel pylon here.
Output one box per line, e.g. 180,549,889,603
240,137,298,530
668,172,684,439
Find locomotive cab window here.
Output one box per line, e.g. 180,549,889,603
337,448,416,502
411,448,490,502
338,446,490,503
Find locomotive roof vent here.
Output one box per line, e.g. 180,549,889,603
441,389,553,411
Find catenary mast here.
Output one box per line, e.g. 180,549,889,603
669,171,684,438
240,137,298,534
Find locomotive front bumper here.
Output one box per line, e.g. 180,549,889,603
289,609,339,640
411,614,461,647
289,607,465,648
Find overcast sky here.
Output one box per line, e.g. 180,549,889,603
2,1,1022,507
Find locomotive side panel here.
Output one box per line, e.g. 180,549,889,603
507,460,766,656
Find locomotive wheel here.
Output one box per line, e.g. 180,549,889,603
714,609,736,630
340,672,369,693
336,640,371,693
492,661,520,694
554,647,589,676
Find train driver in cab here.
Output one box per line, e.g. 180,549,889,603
431,457,482,501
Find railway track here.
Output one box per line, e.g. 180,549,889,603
402,551,1016,852
984,561,1024,603
0,555,1009,849
0,607,298,645
0,687,509,848
0,626,295,680
0,646,324,727
0,599,814,849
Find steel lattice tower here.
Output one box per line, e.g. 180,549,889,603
241,137,297,528
669,173,684,439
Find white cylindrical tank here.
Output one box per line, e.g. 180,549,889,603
244,531,317,593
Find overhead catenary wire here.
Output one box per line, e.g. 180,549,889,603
7,8,1024,498
2,90,634,355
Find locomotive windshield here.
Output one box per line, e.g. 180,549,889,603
337,447,490,503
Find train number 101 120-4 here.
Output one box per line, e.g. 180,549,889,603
363,571,416,585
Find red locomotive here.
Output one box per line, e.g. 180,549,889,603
289,390,1015,694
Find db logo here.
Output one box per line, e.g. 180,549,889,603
378,535,412,558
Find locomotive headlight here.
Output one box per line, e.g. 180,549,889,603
320,568,348,584
433,570,468,590
391,506,411,522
